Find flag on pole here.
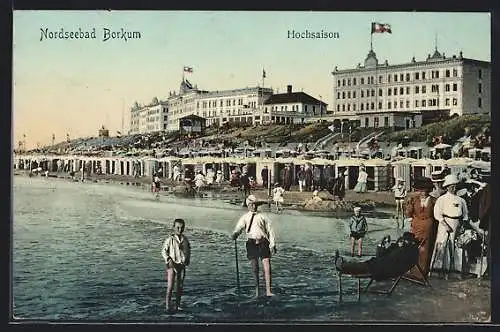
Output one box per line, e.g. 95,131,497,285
371,22,392,34
262,69,266,78
183,66,193,73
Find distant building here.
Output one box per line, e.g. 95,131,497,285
263,85,327,124
179,114,206,136
331,48,491,130
98,126,109,137
129,99,168,135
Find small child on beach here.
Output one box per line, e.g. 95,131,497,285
161,218,191,313
272,183,285,212
349,207,368,257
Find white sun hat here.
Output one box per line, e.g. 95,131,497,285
442,174,460,188
246,194,257,205
353,206,362,212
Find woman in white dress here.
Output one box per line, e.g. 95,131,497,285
430,174,469,279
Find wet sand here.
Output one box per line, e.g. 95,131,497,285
14,171,491,322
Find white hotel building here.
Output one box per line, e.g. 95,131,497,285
331,48,490,130
129,101,169,135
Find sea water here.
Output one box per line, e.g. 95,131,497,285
12,176,427,322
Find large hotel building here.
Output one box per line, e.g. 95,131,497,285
331,48,490,130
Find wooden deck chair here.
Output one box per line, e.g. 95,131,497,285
336,241,427,302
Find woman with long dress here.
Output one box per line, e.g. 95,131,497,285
430,174,469,279
404,177,437,281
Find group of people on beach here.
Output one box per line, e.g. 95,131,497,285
160,164,489,312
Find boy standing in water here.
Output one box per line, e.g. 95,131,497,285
161,218,191,313
349,206,368,257
232,195,277,297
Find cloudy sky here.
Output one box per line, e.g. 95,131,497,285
12,11,490,148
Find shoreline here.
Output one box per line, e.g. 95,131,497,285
15,170,398,217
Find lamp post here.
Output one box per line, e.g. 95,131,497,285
319,95,322,119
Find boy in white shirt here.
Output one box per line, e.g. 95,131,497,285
232,195,277,297
392,178,407,227
161,219,191,313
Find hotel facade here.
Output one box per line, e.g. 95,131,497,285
331,48,490,130
130,79,325,134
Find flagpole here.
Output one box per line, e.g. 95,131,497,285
182,67,185,82
370,32,373,51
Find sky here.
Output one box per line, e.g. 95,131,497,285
12,11,490,149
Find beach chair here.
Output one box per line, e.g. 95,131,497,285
336,240,429,302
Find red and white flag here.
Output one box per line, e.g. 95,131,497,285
183,66,193,73
371,22,392,34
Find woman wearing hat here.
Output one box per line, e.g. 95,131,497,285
430,174,469,278
404,177,437,281
430,170,446,198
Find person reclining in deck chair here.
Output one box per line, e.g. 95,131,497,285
333,232,419,281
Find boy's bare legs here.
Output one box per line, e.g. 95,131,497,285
350,237,355,256
175,268,185,311
358,239,363,257
166,267,175,312
262,258,274,296
251,258,260,297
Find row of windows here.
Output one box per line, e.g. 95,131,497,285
336,97,462,112
337,83,460,100
336,68,461,87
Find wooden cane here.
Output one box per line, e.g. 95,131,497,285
234,239,240,294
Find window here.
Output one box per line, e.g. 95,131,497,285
478,83,482,94
422,85,427,93
445,84,450,92
422,100,426,107
453,98,457,106
415,72,420,80
353,78,357,85
388,88,392,96
365,118,369,127
436,71,439,78
342,92,345,99
220,100,223,107
406,86,410,94
406,73,410,81
422,72,426,79
367,89,370,96
361,78,364,84
400,100,404,108
347,104,351,111
478,69,482,79
371,90,375,97
478,98,482,108
337,92,340,99
388,101,392,109
415,100,419,107
342,104,345,111
445,69,450,77
394,87,397,95
431,85,439,93
384,117,389,127
415,86,420,94
378,102,382,109
428,99,433,106
394,74,398,82
453,83,457,91
374,117,379,128
348,91,351,98
400,74,404,81
337,80,341,87
406,100,410,108
361,104,364,110
399,87,404,95
348,79,351,86
370,76,374,84
388,75,392,83
366,102,369,110
379,76,383,83
379,89,383,97
353,104,356,111
361,91,364,98
353,91,356,98
342,79,346,86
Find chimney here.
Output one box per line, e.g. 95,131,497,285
287,85,292,94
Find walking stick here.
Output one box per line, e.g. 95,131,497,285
234,239,240,294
